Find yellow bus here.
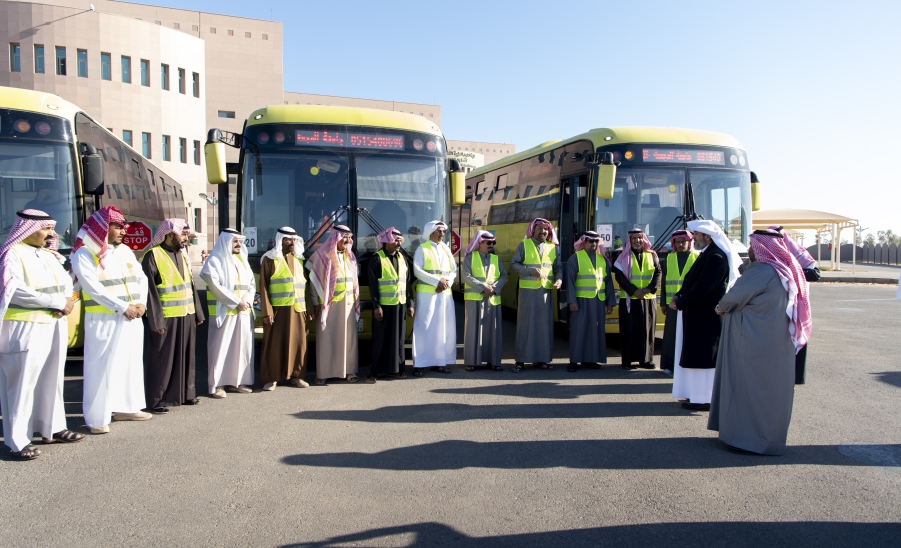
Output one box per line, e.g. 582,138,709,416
457,126,760,332
204,105,465,339
0,86,186,347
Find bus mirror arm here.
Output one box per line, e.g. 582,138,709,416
206,128,243,149
79,143,105,195
356,206,415,265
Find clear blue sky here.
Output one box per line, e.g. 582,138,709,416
149,0,900,238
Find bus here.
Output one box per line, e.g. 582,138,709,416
457,126,761,332
204,105,465,339
0,86,186,346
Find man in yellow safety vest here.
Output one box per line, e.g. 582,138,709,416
141,219,205,414
565,231,615,372
462,230,507,372
613,228,662,370
660,229,698,375
412,220,457,376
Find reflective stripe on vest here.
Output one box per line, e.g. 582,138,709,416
664,251,699,305
519,238,556,290
145,246,195,318
464,252,501,305
83,248,143,315
331,253,352,303
573,250,606,300
267,255,306,312
416,241,453,295
3,244,66,323
376,249,407,306
620,250,656,300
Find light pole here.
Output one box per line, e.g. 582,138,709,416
199,191,218,238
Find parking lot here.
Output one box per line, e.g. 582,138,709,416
1,283,899,547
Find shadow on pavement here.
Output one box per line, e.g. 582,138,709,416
871,371,901,388
431,381,673,399
293,401,682,423
281,438,899,470
284,520,901,548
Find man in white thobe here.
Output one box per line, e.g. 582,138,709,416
200,229,255,397
0,210,83,460
412,220,457,376
72,206,152,434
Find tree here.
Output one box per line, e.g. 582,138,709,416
864,233,876,246
876,230,901,245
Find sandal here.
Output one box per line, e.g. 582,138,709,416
42,429,86,444
511,364,524,373
567,364,578,373
345,374,359,383
534,363,555,370
465,365,477,372
315,378,326,385
431,366,453,374
488,365,503,371
12,444,41,460
364,376,376,384
412,369,424,377
387,372,407,379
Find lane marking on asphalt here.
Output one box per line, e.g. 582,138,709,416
835,298,898,301
835,307,866,312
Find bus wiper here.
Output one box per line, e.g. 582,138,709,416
356,206,414,264
652,182,704,252
305,205,350,257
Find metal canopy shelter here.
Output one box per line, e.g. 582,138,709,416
752,208,859,272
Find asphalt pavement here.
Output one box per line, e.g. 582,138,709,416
1,283,900,547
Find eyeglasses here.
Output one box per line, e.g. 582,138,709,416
585,238,600,243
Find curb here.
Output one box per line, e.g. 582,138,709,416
816,277,898,285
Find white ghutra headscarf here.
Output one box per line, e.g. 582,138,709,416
687,219,742,290
263,226,304,261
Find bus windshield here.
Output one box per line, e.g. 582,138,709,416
0,140,79,250
241,150,448,256
596,167,751,249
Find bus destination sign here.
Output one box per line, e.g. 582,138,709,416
642,148,725,165
295,130,405,150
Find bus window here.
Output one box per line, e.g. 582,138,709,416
690,169,750,241
523,185,533,198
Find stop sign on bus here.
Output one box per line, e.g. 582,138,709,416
122,221,151,251
451,230,461,255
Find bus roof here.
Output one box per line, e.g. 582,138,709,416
246,105,444,138
467,126,745,178
0,85,82,121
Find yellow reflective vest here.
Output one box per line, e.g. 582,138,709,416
664,251,699,305
620,251,657,300
207,255,254,316
464,252,501,305
82,248,143,315
375,250,407,306
145,246,195,318
416,241,453,295
573,250,607,300
266,254,306,312
519,239,556,290
3,244,68,323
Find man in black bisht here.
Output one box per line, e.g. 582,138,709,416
668,220,739,411
366,227,414,383
142,219,205,413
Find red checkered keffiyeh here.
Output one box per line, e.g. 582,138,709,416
750,229,812,353
573,231,604,253
525,218,559,245
376,226,403,251
72,206,127,268
149,218,191,262
0,209,60,318
307,225,359,330
669,229,693,249
614,229,657,313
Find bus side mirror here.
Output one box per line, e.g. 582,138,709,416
79,143,104,195
205,141,227,184
448,158,465,206
751,182,761,211
595,152,616,199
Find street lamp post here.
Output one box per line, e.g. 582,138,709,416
199,191,219,239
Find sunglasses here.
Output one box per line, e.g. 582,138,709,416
585,237,600,243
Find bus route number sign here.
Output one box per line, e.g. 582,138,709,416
122,221,151,251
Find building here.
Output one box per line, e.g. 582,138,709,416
1,0,514,252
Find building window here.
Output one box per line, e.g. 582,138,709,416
210,27,216,34
141,132,151,158
9,44,21,72
193,140,201,165
174,23,180,30
34,45,44,73
74,49,87,77
140,59,149,86
121,56,131,83
192,25,199,31
160,64,169,90
262,34,268,40
122,130,133,147
245,32,251,38
193,208,202,233
101,52,111,80
55,47,66,75
162,135,171,161
192,72,199,97
228,30,234,36
179,138,187,163
218,111,235,119
178,68,185,94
